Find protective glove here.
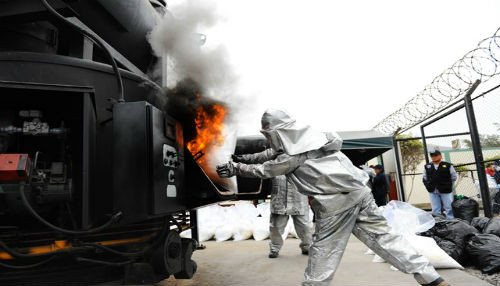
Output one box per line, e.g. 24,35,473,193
231,154,244,163
216,161,237,178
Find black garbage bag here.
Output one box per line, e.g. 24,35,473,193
437,239,467,265
432,236,443,243
418,230,435,237
432,213,446,222
471,217,491,232
466,234,500,274
493,191,500,215
433,219,478,248
452,197,479,223
483,218,500,238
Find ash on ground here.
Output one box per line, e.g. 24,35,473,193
464,267,500,286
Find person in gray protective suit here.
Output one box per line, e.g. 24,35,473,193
217,109,450,286
235,149,313,258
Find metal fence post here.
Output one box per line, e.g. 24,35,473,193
464,80,492,217
190,210,200,243
420,125,430,164
392,137,406,202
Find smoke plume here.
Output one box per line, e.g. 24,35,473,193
148,0,242,192
148,0,238,104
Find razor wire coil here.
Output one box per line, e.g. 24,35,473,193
374,27,500,134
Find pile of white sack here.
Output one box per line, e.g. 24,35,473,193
365,201,463,270
181,201,313,242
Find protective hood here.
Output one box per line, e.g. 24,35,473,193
260,109,329,155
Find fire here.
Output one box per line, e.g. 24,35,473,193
187,104,227,164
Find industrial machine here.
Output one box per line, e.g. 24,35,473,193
0,1,270,284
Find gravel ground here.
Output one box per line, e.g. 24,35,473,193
464,268,500,286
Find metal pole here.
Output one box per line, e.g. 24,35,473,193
190,210,200,243
392,137,406,202
420,125,430,165
464,80,492,217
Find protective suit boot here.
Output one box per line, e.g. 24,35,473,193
301,249,309,255
268,251,279,258
423,278,450,286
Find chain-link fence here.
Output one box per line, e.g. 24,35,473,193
395,137,482,208
470,83,500,214
394,81,500,216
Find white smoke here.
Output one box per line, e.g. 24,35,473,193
148,0,238,103
148,0,244,192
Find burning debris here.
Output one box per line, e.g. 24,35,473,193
187,103,227,162
148,0,240,192
165,79,236,191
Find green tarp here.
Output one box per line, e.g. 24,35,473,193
338,130,393,165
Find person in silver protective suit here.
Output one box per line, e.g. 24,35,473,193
217,109,450,286
360,165,376,188
234,150,313,258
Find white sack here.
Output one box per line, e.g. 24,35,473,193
405,235,463,269
253,217,270,241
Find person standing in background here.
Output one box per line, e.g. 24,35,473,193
422,150,457,219
486,162,499,184
372,165,390,206
494,161,500,185
486,163,500,215
494,161,500,215
232,152,313,258
360,165,376,188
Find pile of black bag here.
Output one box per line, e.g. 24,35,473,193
420,215,500,274
452,196,479,223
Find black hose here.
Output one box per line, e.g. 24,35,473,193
0,240,99,259
80,242,147,257
0,240,81,258
79,216,171,257
0,255,57,269
76,257,132,267
19,184,122,235
1,217,168,260
39,0,125,103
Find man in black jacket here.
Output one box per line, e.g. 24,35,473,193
372,165,389,206
422,150,457,219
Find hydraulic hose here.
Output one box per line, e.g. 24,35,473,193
76,257,133,266
39,0,125,102
0,217,168,259
19,184,122,235
0,256,57,269
0,240,90,258
79,216,171,257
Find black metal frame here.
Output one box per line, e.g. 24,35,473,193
393,80,493,217
392,137,406,202
393,132,473,203
464,81,492,217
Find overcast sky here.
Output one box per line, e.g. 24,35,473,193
168,0,500,136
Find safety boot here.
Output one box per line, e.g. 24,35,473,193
268,251,279,258
423,278,450,286
301,249,309,255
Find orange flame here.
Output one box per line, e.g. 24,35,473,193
187,104,227,164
